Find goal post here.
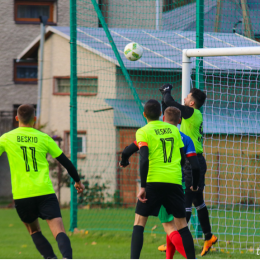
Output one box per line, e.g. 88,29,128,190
182,46,260,103
182,46,260,251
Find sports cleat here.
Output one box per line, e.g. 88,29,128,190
158,244,167,252
201,234,218,256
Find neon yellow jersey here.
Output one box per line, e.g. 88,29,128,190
180,109,203,154
136,121,184,185
0,127,63,199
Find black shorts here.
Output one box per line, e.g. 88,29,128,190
183,154,207,191
14,193,61,223
135,183,186,219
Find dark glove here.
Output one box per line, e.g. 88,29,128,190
119,160,130,168
159,83,173,95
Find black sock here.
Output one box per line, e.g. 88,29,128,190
178,226,196,259
131,225,144,259
56,232,72,259
31,231,56,259
186,211,192,223
197,206,212,239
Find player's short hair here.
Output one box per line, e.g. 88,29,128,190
190,88,207,109
144,99,161,120
17,104,35,124
164,107,181,125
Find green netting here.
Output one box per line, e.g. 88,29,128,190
70,0,260,252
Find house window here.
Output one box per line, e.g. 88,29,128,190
64,131,86,158
163,0,195,12
14,1,56,24
14,60,38,84
53,77,98,96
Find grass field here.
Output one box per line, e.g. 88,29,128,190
0,208,259,259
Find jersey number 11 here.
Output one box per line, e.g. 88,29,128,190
20,146,38,172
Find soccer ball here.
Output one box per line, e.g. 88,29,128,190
124,42,143,61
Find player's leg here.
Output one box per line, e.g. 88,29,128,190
196,154,217,256
47,218,72,259
38,194,73,259
24,220,57,259
158,207,176,259
183,162,193,223
185,191,193,223
163,220,190,259
131,213,148,259
192,191,217,256
131,183,160,259
164,183,196,259
14,197,57,259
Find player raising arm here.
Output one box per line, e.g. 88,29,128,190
129,100,196,259
120,107,200,259
0,104,85,259
159,84,217,256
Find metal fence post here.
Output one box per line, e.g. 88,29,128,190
69,0,78,232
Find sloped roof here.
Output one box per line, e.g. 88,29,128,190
163,0,260,36
105,99,260,134
18,26,260,71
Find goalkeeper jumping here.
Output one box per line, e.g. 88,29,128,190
159,84,218,256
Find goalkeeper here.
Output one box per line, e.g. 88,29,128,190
159,84,217,256
120,106,200,259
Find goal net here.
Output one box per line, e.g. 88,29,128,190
69,0,260,253
183,47,260,252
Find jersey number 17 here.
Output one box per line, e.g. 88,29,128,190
160,138,174,163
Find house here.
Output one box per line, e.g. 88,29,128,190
0,0,74,199
163,0,260,41
18,26,260,206
0,0,185,201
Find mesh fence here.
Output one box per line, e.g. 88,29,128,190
71,0,260,252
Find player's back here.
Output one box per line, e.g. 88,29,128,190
0,127,62,199
136,120,184,185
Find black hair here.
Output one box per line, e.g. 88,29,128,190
144,99,161,120
190,88,207,109
17,104,35,124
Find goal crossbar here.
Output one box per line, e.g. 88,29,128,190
182,46,260,102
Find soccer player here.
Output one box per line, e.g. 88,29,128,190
0,104,85,259
128,99,196,259
159,84,218,256
120,106,200,259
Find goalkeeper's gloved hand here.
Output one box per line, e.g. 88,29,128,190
159,83,173,94
119,160,130,168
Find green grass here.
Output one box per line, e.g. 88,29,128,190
0,209,258,259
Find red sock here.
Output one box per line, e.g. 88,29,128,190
166,234,176,259
169,231,187,259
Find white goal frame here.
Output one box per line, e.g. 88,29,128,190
181,46,260,248
182,46,260,103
